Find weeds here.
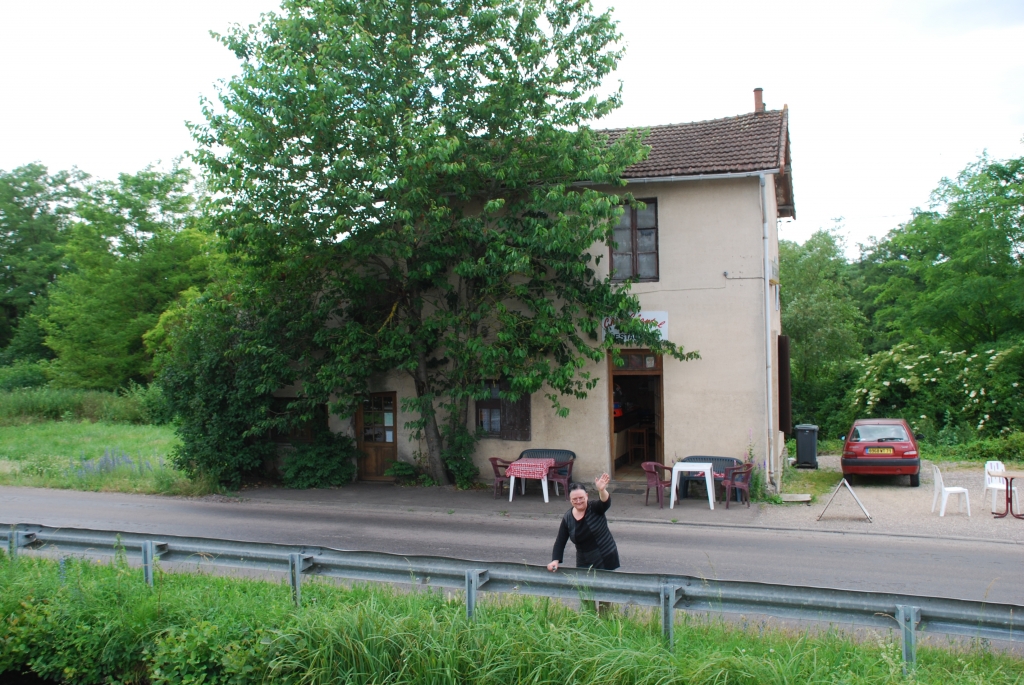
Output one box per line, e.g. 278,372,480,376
0,421,213,495
1,556,1021,684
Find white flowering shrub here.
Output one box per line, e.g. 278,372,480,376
847,339,1024,436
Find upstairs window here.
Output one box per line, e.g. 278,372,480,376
611,199,659,282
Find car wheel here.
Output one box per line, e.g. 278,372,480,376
909,473,920,487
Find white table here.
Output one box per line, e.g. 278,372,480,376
669,462,716,510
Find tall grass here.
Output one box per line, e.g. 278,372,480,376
0,387,152,424
2,555,1021,684
0,420,212,496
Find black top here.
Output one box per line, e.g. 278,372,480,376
552,496,620,570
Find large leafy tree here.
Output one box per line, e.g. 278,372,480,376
861,156,1024,350
779,228,864,430
0,164,85,360
192,0,693,485
40,167,213,389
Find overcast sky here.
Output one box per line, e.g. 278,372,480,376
2,0,1022,253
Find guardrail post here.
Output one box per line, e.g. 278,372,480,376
7,531,35,561
288,553,305,606
141,541,167,587
895,604,921,670
465,569,490,620
661,585,683,649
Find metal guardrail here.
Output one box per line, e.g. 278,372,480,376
4,523,1022,665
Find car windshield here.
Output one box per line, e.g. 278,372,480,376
850,424,909,442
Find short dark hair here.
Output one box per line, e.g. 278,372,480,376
568,482,587,495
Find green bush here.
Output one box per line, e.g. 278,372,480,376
0,387,155,424
280,431,358,488
0,361,48,391
846,340,1024,438
3,555,1023,684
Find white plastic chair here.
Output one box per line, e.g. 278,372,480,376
932,465,970,517
984,461,1019,513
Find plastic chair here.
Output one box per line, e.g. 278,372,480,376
640,461,672,508
722,463,754,509
984,460,1019,513
932,464,970,517
547,459,575,500
488,458,512,499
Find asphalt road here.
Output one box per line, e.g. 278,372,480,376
2,486,1021,605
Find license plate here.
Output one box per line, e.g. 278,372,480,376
866,447,894,454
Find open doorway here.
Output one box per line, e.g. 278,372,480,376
608,350,663,481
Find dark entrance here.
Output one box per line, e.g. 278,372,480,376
608,349,663,478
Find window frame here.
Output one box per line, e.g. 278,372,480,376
475,379,531,441
610,198,659,283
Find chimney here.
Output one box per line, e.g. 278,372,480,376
753,87,764,113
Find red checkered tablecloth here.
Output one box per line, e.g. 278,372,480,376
506,458,555,480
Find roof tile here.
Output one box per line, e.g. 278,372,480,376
605,109,789,178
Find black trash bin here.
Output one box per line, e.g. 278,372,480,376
794,424,818,469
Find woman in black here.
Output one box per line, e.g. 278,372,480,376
547,473,620,572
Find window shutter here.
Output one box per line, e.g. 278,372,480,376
499,381,532,442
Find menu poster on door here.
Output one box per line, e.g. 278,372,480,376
602,311,668,344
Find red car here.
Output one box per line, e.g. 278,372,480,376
841,418,922,487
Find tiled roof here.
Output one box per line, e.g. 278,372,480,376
605,108,789,178
603,107,795,217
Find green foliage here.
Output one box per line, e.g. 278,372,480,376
847,339,1023,436
281,431,358,489
39,166,213,389
192,0,697,486
4,556,1024,684
862,156,1024,350
0,360,48,391
0,421,207,495
779,227,865,433
156,288,287,488
0,387,159,424
0,163,84,357
383,454,439,487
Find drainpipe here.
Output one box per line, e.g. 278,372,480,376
759,173,776,491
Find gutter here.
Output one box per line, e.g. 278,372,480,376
575,169,780,186
759,173,776,492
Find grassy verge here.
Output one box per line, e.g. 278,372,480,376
2,555,1022,684
781,462,843,500
0,420,213,496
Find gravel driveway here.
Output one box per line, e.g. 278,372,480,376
759,456,1024,543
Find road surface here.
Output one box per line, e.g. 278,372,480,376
2,486,1020,605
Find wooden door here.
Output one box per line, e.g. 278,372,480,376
357,392,398,481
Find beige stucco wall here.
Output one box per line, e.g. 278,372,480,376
323,173,785,486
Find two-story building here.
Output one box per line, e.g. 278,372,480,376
333,89,795,489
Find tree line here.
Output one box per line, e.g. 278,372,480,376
781,155,1023,443
2,0,1020,486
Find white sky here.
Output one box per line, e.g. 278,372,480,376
2,0,1022,253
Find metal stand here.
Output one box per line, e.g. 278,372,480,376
817,478,872,522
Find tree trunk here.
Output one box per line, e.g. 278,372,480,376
413,350,450,486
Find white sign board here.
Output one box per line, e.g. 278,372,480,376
603,310,669,343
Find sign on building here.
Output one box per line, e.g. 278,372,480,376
603,310,669,344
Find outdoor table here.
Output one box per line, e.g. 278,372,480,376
506,457,556,503
669,461,716,510
988,468,1024,519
